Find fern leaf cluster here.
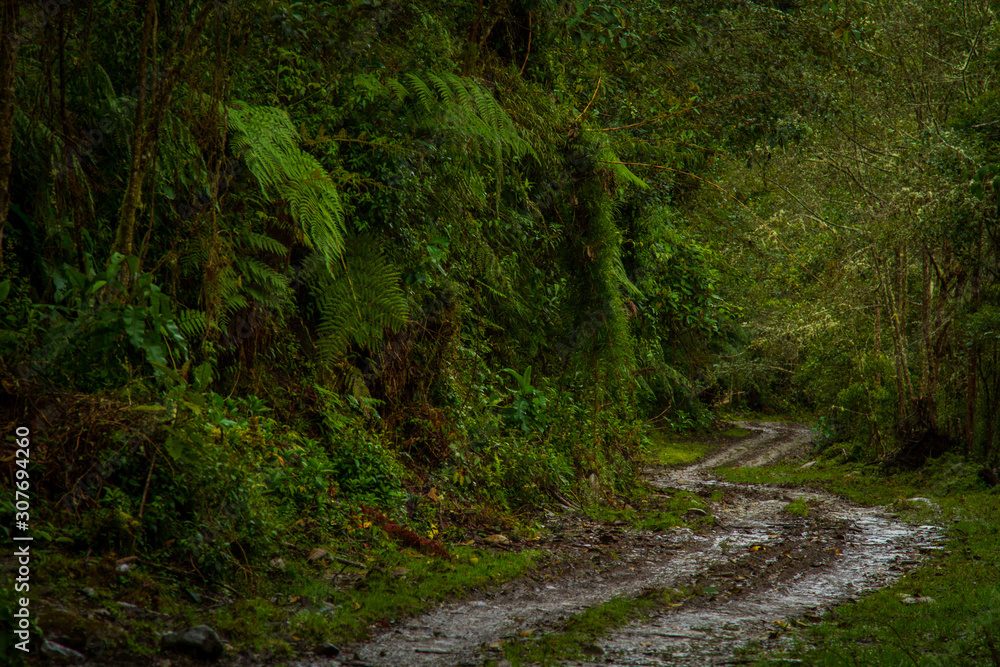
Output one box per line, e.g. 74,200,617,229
373,71,535,162
308,236,409,363
227,103,345,268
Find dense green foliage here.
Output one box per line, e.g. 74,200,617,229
0,0,740,588
0,0,998,659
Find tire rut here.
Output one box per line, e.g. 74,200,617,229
297,423,942,667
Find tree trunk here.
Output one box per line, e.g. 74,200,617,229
965,241,981,457
112,0,157,260
984,342,1000,467
918,249,939,428
964,344,976,456
0,0,19,268
112,0,214,265
879,246,913,425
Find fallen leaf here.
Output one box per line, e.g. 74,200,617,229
428,487,439,502
484,534,510,546
308,548,329,562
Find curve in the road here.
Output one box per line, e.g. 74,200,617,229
297,423,941,667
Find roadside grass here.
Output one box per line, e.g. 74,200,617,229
719,454,1000,666
210,545,542,655
23,544,542,660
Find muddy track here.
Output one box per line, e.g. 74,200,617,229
298,423,942,667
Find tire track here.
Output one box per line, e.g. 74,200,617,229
295,423,942,667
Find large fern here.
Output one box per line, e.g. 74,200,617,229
373,71,535,163
226,103,345,268
306,236,409,363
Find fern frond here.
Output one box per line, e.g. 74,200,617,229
177,310,207,341
426,72,456,106
450,73,473,108
226,102,345,267
389,72,534,161
404,72,437,112
587,133,649,190
242,231,288,256
387,77,410,102
308,236,409,364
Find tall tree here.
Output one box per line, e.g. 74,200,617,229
0,0,18,268
111,0,214,261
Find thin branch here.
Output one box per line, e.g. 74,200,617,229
764,177,861,233
572,74,602,124
519,11,531,76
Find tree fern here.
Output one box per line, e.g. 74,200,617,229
379,72,534,161
226,102,345,267
307,236,409,364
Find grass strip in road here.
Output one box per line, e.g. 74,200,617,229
643,424,743,467
490,586,695,666
719,454,1000,666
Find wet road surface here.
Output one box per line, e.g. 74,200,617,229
300,422,942,666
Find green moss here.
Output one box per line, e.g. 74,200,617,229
644,428,711,466
783,498,810,516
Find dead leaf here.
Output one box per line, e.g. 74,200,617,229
427,487,439,502
484,534,510,546
308,548,329,562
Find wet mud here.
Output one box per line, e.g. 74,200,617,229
305,422,942,667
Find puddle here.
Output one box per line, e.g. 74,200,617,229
294,423,942,667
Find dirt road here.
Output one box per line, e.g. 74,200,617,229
303,422,942,667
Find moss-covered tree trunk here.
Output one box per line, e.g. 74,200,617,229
112,0,157,260
112,0,213,263
0,0,18,268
